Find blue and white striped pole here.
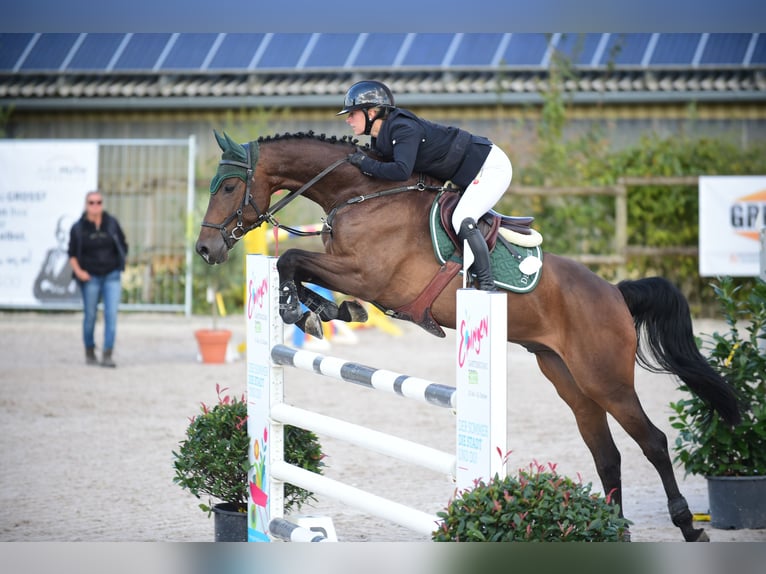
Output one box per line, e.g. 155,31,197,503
270,344,456,409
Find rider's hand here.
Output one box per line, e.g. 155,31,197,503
347,152,367,169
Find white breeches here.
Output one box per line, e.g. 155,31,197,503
451,144,513,234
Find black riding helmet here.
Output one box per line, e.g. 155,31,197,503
337,80,395,135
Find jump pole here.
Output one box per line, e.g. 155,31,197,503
245,254,507,542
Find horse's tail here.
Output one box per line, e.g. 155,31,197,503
617,277,741,426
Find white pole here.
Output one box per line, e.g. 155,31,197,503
184,134,196,317
271,403,456,477
760,227,765,283
272,462,440,536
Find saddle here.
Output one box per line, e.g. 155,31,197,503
386,192,542,338
437,192,536,251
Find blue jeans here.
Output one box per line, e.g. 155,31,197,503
79,269,122,350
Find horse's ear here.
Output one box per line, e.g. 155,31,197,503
222,132,248,159
214,130,227,151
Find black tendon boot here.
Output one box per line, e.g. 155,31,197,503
458,218,495,291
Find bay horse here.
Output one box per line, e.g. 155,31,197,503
196,131,740,542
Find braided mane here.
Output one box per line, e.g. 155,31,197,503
257,131,371,150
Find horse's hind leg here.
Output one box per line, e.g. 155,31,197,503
535,352,626,514
539,351,705,541
600,391,708,542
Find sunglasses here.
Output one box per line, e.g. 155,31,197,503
88,200,102,205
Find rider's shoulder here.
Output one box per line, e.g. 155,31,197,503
389,107,419,122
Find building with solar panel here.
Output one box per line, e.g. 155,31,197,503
1,32,765,164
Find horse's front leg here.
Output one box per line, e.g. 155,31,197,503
277,248,366,328
277,249,325,324
298,283,339,321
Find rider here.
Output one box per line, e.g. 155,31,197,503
338,80,512,291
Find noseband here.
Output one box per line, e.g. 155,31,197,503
201,143,349,249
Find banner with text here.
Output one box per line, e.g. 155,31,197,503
0,140,99,307
699,176,766,277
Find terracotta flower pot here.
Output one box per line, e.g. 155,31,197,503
195,329,232,364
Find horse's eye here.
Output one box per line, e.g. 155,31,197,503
223,183,237,193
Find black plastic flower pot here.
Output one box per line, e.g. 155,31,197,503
212,502,248,542
707,476,766,530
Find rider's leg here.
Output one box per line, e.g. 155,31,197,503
451,145,512,290
458,217,495,290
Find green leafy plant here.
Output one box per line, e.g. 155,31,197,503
433,460,631,542
670,277,766,477
173,384,324,514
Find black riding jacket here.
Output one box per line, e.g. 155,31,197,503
356,108,493,189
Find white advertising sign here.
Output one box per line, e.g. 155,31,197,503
0,140,99,307
699,176,766,277
246,255,282,542
455,289,507,491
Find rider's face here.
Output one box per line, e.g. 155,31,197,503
345,109,367,136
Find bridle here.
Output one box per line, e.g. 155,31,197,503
200,142,348,249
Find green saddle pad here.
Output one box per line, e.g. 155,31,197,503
429,195,543,293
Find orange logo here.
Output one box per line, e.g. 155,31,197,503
730,188,766,241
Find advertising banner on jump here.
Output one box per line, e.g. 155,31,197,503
0,140,99,307
699,176,766,277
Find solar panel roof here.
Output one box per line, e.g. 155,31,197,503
159,33,218,70
1,33,762,73
351,33,407,67
700,33,752,65
650,33,702,65
206,33,265,70
112,33,172,71
256,33,312,69
67,33,125,70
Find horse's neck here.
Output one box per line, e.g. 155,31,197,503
264,144,361,209
263,141,441,215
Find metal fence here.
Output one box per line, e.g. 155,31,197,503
99,137,196,314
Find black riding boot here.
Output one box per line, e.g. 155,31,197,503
458,218,495,291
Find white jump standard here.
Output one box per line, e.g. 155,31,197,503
245,254,508,542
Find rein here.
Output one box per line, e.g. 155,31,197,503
203,146,452,248
325,174,449,231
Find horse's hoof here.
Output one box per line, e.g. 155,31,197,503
690,528,710,542
337,300,368,323
295,311,323,339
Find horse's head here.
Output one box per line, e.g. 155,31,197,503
196,131,266,264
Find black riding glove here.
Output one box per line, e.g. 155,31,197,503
348,151,367,169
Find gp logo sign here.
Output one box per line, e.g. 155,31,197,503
730,188,766,241
457,313,489,368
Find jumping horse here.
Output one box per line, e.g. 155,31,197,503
196,131,740,542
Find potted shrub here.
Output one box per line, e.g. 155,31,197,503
433,460,632,542
173,384,324,541
669,277,766,529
